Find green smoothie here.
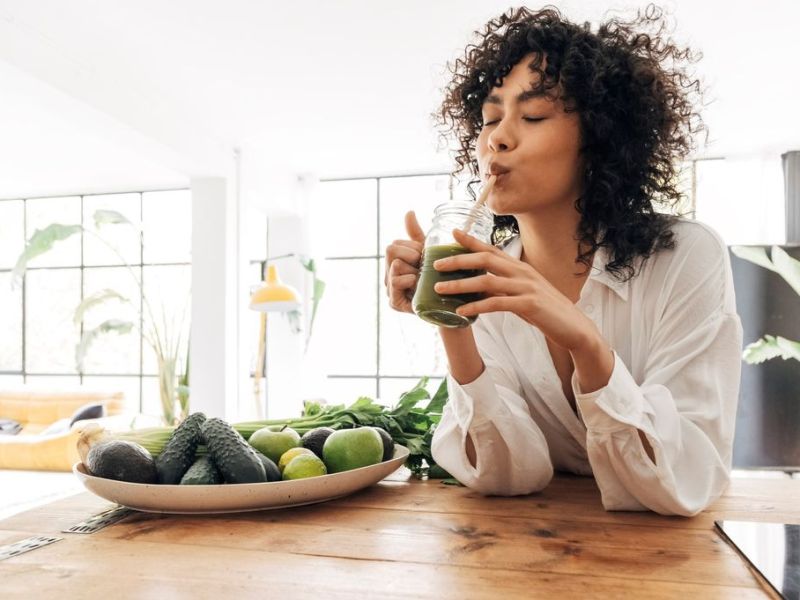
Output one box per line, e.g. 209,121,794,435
412,243,485,328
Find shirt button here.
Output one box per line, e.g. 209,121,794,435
585,304,595,313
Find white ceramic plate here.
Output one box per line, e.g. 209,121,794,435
73,444,409,514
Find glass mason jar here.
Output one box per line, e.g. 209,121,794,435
412,200,494,328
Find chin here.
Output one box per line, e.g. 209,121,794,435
487,191,523,216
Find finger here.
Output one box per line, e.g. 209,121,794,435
391,273,418,291
390,258,419,277
390,274,418,306
390,239,423,252
452,228,502,254
405,211,426,244
384,244,421,286
433,251,516,277
456,296,515,317
385,244,421,267
434,274,525,296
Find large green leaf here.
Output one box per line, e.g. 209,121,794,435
426,378,449,415
730,246,777,273
93,209,136,229
73,289,130,325
742,335,800,364
12,224,82,287
732,245,800,297
308,279,325,336
299,257,326,351
76,319,135,372
770,246,800,297
392,377,430,417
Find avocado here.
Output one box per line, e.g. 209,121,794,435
300,427,335,459
86,440,158,484
254,451,281,482
180,455,223,485
201,418,267,484
155,412,206,484
373,427,394,461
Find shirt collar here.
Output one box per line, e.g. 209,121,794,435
501,236,629,301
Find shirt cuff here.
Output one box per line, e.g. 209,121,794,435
447,367,508,429
573,351,653,432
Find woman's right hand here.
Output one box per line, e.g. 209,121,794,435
384,211,425,314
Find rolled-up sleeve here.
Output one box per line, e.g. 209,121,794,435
573,229,743,516
431,320,554,496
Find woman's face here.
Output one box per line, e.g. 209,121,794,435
476,54,584,216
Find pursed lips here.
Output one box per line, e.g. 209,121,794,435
487,163,511,184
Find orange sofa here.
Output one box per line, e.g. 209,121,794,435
0,388,127,471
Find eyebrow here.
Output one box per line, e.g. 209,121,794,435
483,89,546,106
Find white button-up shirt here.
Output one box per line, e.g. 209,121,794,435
431,218,744,516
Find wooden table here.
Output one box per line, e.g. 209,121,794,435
1,470,797,599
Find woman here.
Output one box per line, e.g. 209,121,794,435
384,6,743,516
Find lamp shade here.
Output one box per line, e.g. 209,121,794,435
249,264,301,312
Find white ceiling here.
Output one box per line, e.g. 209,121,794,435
0,0,799,200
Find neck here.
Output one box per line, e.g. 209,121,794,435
515,201,591,297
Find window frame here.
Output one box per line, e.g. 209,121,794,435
0,188,191,413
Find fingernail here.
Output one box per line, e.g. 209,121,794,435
433,259,444,268
434,283,443,292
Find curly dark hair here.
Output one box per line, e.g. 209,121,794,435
437,4,705,281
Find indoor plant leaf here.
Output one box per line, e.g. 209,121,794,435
75,319,135,372
12,224,83,287
730,246,778,274
93,209,137,229
73,289,130,325
769,246,800,298
299,257,326,350
742,335,800,364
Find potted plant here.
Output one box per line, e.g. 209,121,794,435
731,245,800,363
12,209,190,425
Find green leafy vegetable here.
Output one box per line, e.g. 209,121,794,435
115,377,450,477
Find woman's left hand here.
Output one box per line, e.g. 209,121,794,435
433,228,598,352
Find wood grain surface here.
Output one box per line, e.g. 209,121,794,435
1,470,795,599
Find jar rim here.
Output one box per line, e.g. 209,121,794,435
432,199,494,218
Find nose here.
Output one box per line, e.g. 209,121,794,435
487,119,515,153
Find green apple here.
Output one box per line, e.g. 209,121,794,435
322,427,384,473
282,454,327,480
248,426,301,463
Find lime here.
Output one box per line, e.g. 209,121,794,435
278,447,315,472
282,454,327,480
248,427,301,463
322,427,384,473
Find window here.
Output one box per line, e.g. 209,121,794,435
693,156,785,244
0,190,191,416
309,174,452,405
